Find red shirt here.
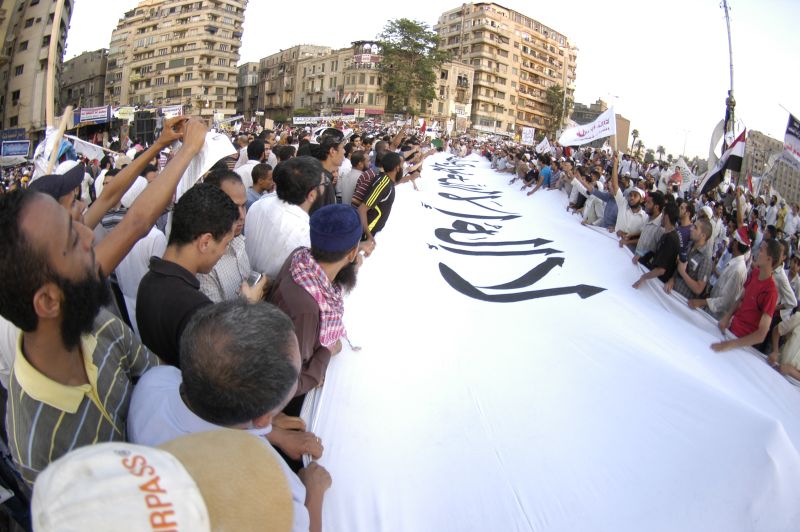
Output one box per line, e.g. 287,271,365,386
729,268,777,338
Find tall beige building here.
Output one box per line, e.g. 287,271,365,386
236,61,258,120
0,0,74,135
429,61,475,133
105,0,246,119
742,130,800,204
435,2,576,137
61,48,107,111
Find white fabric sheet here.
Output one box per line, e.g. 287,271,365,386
308,153,800,532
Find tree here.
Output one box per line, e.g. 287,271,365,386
644,148,656,165
545,84,573,138
656,145,666,161
378,19,450,115
634,139,644,157
631,129,639,153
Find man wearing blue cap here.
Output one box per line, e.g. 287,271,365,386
268,204,362,408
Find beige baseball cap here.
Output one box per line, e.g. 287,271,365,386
32,429,292,531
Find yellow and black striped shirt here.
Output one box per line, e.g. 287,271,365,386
364,174,395,235
6,309,159,485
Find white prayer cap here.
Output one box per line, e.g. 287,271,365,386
32,430,292,532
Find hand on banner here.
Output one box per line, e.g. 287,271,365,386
632,277,644,289
359,239,376,257
156,116,189,147
270,426,323,460
298,461,332,493
688,298,706,309
273,412,307,432
717,315,731,332
768,351,780,368
663,277,675,294
710,340,733,352
182,118,209,153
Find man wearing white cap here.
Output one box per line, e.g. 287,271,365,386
608,153,647,243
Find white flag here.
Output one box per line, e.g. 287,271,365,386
535,136,551,154
558,106,617,146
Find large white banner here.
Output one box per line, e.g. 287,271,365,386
559,106,617,146
306,153,800,532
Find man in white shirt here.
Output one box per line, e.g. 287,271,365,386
233,135,250,169
234,139,266,188
198,170,258,303
115,226,167,336
766,196,779,226
339,150,367,207
245,156,325,279
608,154,647,241
128,300,330,532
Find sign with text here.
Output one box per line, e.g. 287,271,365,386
79,106,111,124
558,106,616,146
1,140,31,157
521,127,536,146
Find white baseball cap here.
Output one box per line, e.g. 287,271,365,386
32,430,292,532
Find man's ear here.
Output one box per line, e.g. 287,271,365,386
33,282,63,320
196,233,214,254
251,411,274,429
346,245,359,264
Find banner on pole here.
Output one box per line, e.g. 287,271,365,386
783,113,800,171
558,106,616,146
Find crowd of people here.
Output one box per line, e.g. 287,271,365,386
478,139,800,380
0,117,434,530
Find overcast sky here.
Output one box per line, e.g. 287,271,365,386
65,0,799,159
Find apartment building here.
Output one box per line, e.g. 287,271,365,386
258,44,330,120
0,0,74,134
105,0,246,119
60,48,107,111
236,61,258,120
742,130,800,204
435,2,576,136
430,61,475,132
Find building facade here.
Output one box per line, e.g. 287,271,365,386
60,48,107,111
258,44,330,120
105,0,246,120
429,60,474,133
435,2,577,137
0,0,74,134
236,61,258,120
742,130,800,204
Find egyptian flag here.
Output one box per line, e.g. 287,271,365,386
747,173,754,194
698,129,746,195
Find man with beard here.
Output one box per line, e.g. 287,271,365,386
666,217,713,299
311,128,347,206
245,156,325,279
0,190,160,485
197,170,267,303
268,204,362,410
689,226,751,318
607,153,647,244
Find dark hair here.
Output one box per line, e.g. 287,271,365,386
274,145,295,162
208,159,230,175
105,168,121,178
310,134,343,162
662,202,679,226
649,190,665,211
180,300,299,426
350,150,366,168
99,155,113,169
343,142,354,158
766,225,778,239
310,246,352,264
251,163,272,184
168,183,238,247
682,200,695,219
0,190,53,331
273,156,323,206
763,238,783,268
247,139,266,161
204,169,243,189
296,143,312,157
382,152,403,174
142,164,159,176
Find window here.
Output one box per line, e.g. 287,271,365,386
217,73,225,80
218,58,227,66
358,73,365,84
9,116,18,127
42,36,50,47
155,77,165,86
11,90,19,104
183,88,191,96
18,41,28,51
183,73,193,81
14,65,23,76
24,18,33,28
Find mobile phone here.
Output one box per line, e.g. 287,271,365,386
247,272,262,287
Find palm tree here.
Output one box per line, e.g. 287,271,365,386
656,145,666,161
634,139,644,157
631,129,639,154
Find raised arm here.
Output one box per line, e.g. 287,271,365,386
608,152,620,197
84,117,189,229
95,118,208,274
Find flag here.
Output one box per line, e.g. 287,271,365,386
419,119,427,136
697,129,746,195
558,106,616,146
783,113,800,170
747,173,753,194
535,136,551,154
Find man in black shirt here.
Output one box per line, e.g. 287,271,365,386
136,183,241,366
633,202,681,289
357,151,405,244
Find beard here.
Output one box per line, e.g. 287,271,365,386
57,267,112,351
308,187,326,215
333,260,359,294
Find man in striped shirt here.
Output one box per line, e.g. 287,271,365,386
0,190,160,486
356,152,405,244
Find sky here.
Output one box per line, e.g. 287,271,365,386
65,0,799,160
